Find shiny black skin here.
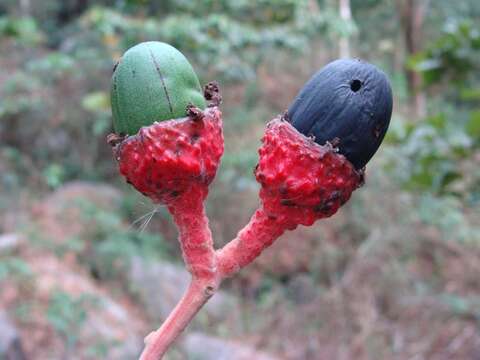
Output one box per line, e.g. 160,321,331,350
287,59,393,169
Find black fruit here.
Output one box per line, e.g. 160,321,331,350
287,59,393,169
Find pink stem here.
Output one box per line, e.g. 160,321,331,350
139,204,289,359
167,186,217,279
216,207,288,278
139,185,219,360
139,279,218,360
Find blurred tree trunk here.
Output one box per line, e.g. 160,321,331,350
308,0,328,70
19,0,30,16
339,0,352,58
396,0,430,118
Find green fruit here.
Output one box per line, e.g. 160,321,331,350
111,41,206,135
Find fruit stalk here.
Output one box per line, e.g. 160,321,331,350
140,278,218,360
167,185,217,279
139,207,292,359
216,208,291,278
137,186,221,360
137,162,220,360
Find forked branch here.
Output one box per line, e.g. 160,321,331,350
138,205,292,359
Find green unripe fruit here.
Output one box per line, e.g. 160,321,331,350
111,41,206,135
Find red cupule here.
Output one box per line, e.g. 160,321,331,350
217,117,363,278
112,106,223,278
114,106,223,204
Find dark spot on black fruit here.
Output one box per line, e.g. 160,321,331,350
350,79,362,92
287,59,393,169
373,123,382,139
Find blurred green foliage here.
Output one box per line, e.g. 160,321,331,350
0,15,43,44
47,290,98,353
0,256,32,282
77,1,347,81
76,199,173,280
387,21,480,202
410,20,480,87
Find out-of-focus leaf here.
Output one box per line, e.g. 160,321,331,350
43,164,65,189
466,110,480,140
426,113,446,130
82,92,110,112
411,20,480,87
77,4,344,81
0,16,44,45
460,88,480,101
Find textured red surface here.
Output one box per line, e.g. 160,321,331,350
218,117,363,277
217,208,285,277
114,108,365,358
167,185,216,279
115,106,223,204
113,106,223,279
256,117,362,226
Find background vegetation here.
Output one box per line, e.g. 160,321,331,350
0,0,479,359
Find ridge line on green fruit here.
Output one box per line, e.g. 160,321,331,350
111,41,206,135
146,44,174,117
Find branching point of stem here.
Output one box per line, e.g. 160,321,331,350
139,278,219,360
138,204,289,359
